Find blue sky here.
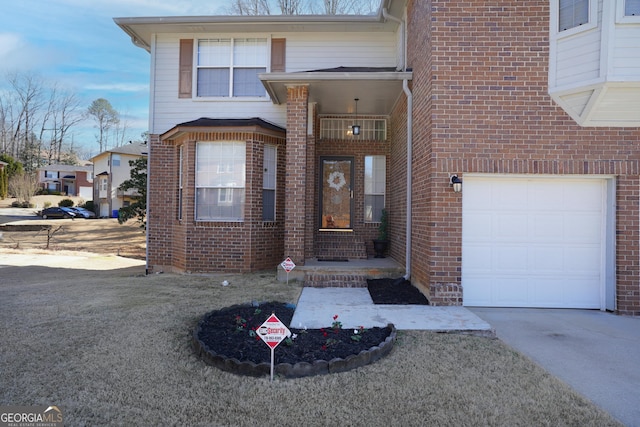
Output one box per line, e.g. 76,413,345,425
0,0,229,154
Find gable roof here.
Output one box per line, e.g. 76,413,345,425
91,142,148,161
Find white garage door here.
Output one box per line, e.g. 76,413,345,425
462,176,606,308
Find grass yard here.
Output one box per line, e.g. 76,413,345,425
0,261,621,426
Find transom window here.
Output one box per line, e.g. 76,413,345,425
197,38,267,98
196,142,246,221
320,118,387,141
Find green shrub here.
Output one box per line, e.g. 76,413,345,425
58,198,74,207
82,200,95,211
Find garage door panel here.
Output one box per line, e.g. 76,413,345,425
493,246,528,271
464,213,493,240
463,176,605,308
564,213,601,242
532,214,565,241
494,214,529,240
463,244,492,273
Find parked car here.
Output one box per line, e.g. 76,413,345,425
39,207,76,219
69,207,97,219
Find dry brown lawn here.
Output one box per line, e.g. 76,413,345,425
0,196,623,426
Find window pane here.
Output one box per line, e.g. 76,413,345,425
365,195,385,222
559,0,589,31
196,188,245,221
262,189,275,221
627,0,640,15
234,38,267,66
233,68,266,97
198,39,230,67
263,145,276,189
197,68,229,97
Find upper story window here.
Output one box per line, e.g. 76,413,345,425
559,0,589,31
626,0,640,15
45,171,58,179
111,154,121,167
197,38,267,98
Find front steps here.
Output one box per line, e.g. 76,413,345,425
276,257,405,288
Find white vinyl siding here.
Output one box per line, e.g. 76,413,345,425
150,31,398,134
196,142,246,221
364,155,385,223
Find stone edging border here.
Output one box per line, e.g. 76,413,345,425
192,304,397,378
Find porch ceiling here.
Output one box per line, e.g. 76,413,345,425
259,70,412,116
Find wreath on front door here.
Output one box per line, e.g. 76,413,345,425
327,171,346,191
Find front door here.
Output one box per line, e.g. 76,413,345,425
319,157,354,230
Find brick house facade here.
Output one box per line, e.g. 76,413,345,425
117,0,640,315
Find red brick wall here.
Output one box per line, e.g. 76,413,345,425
406,0,640,313
285,85,309,265
147,128,286,274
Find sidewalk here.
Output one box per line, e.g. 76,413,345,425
291,287,493,334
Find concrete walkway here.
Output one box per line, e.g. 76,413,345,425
291,287,493,334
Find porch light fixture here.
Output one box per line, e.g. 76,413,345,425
352,98,360,136
450,175,462,193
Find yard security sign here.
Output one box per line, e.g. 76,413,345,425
258,313,291,381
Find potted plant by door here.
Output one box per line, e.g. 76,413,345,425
373,209,389,258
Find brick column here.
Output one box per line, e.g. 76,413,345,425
284,85,309,264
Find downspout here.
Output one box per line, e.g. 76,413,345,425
402,80,413,281
383,6,413,281
145,34,156,276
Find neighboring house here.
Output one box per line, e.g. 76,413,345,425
36,164,94,199
91,143,147,218
116,0,640,315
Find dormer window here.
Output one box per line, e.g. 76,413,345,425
197,38,267,98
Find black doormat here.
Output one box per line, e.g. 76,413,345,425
367,278,430,305
316,258,349,262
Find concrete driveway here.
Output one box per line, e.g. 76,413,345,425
470,308,640,427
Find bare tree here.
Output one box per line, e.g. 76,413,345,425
277,0,304,14
7,72,45,171
87,98,120,153
8,172,38,204
227,0,271,15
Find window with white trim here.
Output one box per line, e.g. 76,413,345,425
111,154,121,167
320,118,387,141
626,0,640,15
364,155,386,222
262,145,276,221
100,177,108,191
559,0,590,31
196,142,246,221
197,38,267,98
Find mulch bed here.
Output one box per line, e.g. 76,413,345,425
367,278,430,305
195,302,391,366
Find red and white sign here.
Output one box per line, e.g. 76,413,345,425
257,314,291,350
280,257,296,273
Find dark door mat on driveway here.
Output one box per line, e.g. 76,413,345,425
367,278,430,305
